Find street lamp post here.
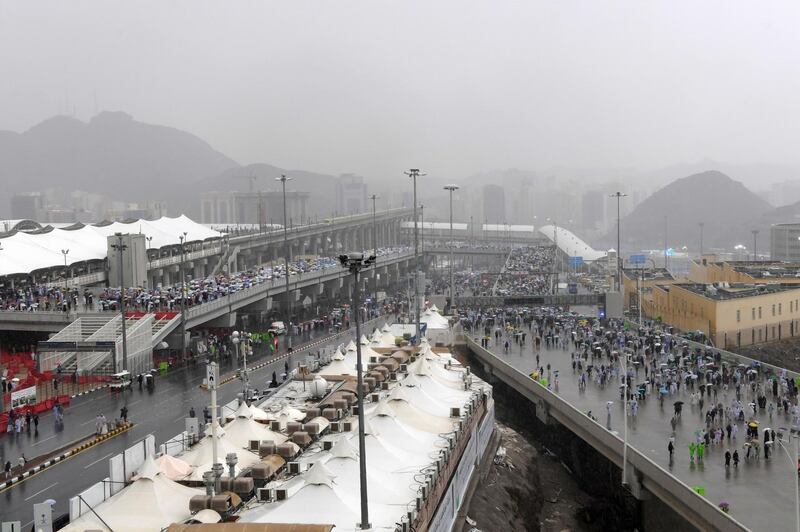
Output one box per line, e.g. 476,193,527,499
276,174,294,351
752,229,759,261
179,232,188,362
61,249,70,282
339,252,376,531
547,218,558,294
231,330,250,401
404,169,426,344
369,194,379,308
609,192,627,292
620,350,629,488
111,233,129,373
443,185,459,309
698,222,704,259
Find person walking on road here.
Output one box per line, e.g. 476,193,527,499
189,407,196,418
725,450,732,467
733,449,740,467
668,439,674,461
120,406,128,423
33,413,39,434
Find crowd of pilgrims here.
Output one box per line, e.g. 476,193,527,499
463,305,800,468
0,247,409,313
494,246,553,296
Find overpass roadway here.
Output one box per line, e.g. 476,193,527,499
466,335,755,532
0,250,416,335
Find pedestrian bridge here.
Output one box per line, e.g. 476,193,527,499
465,336,754,532
31,250,416,375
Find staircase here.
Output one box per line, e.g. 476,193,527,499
209,244,240,278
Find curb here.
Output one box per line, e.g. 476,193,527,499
0,422,133,492
71,384,110,399
198,334,338,390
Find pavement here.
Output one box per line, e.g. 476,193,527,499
0,315,392,527
480,326,795,532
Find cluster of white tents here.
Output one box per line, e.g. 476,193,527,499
238,334,482,530
0,215,221,276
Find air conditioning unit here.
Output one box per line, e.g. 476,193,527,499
249,440,260,452
257,488,275,502
389,372,397,381
400,364,408,372
343,421,353,432
407,509,416,523
370,356,378,363
270,421,281,431
323,440,334,451
381,381,390,390
352,406,360,415
276,488,288,501
371,393,380,402
450,407,461,418
288,462,301,474
330,421,342,433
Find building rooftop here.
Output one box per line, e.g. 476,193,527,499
675,282,800,300
726,261,800,279
622,267,675,281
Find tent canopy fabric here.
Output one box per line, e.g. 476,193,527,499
60,455,202,532
0,214,221,276
537,224,606,261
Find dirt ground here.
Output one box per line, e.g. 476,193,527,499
461,421,596,532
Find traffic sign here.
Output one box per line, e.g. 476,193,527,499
629,254,646,265
569,256,584,267
206,362,219,390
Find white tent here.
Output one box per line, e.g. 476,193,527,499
0,214,222,276
178,431,261,481
222,416,287,448
60,456,202,532
155,454,193,481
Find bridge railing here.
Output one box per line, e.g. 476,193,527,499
465,336,749,532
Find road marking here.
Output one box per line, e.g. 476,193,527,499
173,415,187,423
84,452,114,470
24,482,58,501
80,418,97,426
22,520,33,529
30,435,57,447
128,399,142,406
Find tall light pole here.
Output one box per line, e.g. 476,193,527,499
369,194,379,307
609,192,627,292
111,233,129,373
547,218,558,294
443,185,459,309
61,248,70,282
179,232,188,361
664,215,669,269
276,174,293,351
752,229,759,261
620,350,629,488
339,252,376,530
698,222,704,259
404,169,425,344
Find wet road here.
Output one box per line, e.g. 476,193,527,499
0,319,387,527
481,331,792,531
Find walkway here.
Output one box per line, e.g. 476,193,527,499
481,332,795,531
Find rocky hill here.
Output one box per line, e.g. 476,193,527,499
607,170,772,251
0,111,239,215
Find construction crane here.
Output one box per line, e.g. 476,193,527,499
233,173,267,231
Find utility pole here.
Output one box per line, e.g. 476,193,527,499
752,229,759,261
111,233,129,372
369,194,379,307
699,222,704,259
664,216,669,270
404,169,426,344
276,174,293,351
179,232,188,362
444,185,459,310
339,252,376,530
609,192,627,292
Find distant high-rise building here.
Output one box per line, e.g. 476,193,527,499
335,174,368,215
510,181,532,224
10,192,43,220
581,189,605,231
482,185,505,224
201,190,309,226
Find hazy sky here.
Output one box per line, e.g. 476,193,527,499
1,1,799,180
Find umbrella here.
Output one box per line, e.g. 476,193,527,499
748,421,759,428
660,387,669,396
674,401,684,406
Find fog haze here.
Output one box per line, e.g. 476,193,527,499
2,1,799,182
